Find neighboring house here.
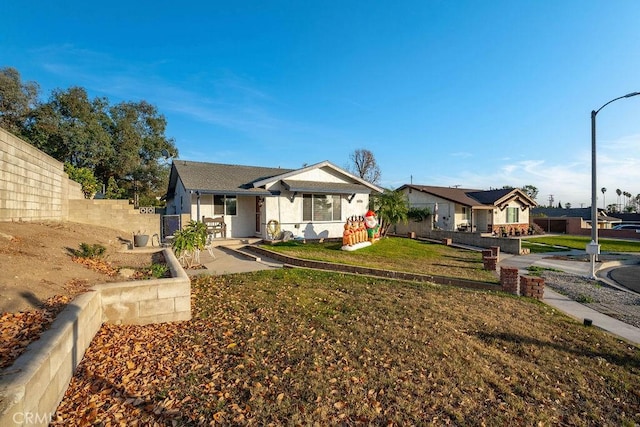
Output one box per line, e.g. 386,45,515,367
531,207,621,233
165,160,383,239
397,185,537,234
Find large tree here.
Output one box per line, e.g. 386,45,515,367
0,67,40,136
107,101,177,205
26,87,112,170
520,184,538,201
348,148,381,185
0,67,179,204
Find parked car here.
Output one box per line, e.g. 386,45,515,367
612,224,640,230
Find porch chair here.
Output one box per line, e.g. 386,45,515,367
203,216,227,241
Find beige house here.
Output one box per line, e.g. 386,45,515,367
397,184,537,235
165,160,383,240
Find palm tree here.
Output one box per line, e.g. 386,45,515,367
601,187,606,210
370,190,409,237
616,188,622,212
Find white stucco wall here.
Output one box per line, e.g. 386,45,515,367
401,189,456,231
262,192,370,240
166,178,189,216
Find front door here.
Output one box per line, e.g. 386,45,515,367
255,197,261,234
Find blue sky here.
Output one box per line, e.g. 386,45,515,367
3,1,640,208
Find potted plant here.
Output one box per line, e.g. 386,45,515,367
133,230,149,247
172,220,207,268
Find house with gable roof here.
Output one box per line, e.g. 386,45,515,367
165,160,383,240
396,184,537,235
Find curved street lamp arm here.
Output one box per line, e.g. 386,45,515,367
594,91,640,116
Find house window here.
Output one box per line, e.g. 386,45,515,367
303,194,342,222
214,195,237,216
506,207,519,223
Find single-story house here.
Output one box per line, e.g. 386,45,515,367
397,184,537,234
165,160,383,240
531,207,622,233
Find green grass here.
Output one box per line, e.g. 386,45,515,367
55,269,640,425
526,266,564,276
525,235,640,252
521,240,571,253
263,237,499,283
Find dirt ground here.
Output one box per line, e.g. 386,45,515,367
0,221,161,313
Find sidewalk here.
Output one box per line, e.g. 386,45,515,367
498,250,640,346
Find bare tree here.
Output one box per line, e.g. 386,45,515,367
348,149,381,185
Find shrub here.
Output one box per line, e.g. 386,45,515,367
172,220,207,267
150,263,169,278
71,243,106,259
407,207,432,222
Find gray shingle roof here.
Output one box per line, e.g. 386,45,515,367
399,184,485,207
399,184,537,208
169,160,295,195
466,188,513,205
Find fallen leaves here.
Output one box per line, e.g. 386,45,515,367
72,256,119,277
0,294,72,369
41,269,640,425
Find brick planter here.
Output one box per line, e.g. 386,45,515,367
500,266,519,295
520,276,545,299
490,246,500,259
483,256,497,271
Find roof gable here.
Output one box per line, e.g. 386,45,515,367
253,160,383,193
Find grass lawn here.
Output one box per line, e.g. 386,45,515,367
525,235,640,253
521,240,571,254
54,269,640,425
261,237,499,283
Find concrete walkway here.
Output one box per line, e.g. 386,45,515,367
499,250,640,346
184,244,282,277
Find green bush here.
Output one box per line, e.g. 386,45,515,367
150,263,169,278
64,163,99,199
407,207,432,222
71,243,106,259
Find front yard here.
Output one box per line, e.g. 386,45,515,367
261,237,499,283
53,269,640,425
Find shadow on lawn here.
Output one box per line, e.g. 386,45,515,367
475,331,640,369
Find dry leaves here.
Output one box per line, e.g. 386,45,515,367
0,294,72,369
49,269,640,425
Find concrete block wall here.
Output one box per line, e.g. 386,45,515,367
68,199,161,238
394,222,522,254
0,128,83,222
0,248,190,426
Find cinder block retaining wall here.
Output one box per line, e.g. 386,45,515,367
68,199,162,238
0,248,190,427
0,128,83,222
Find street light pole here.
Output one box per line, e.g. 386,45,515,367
589,91,640,279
